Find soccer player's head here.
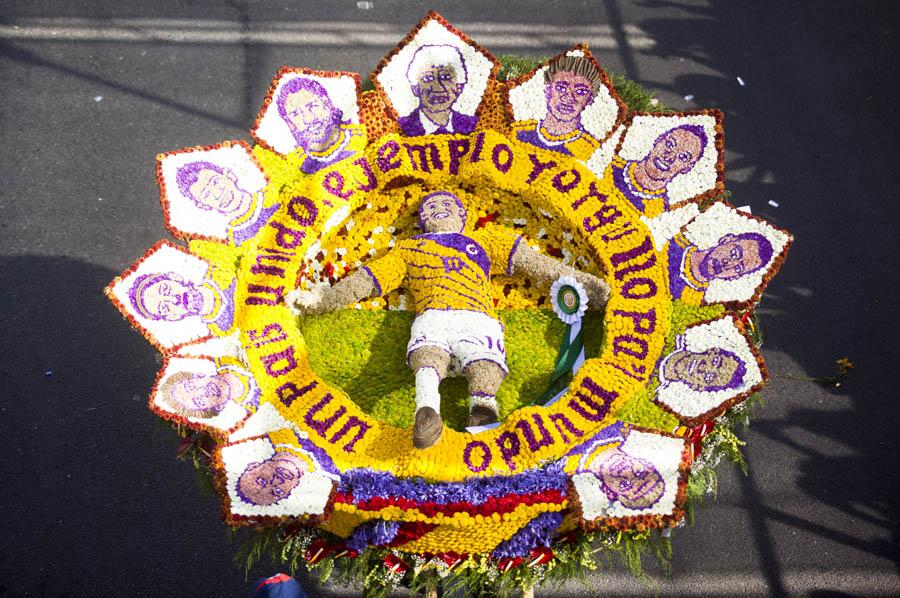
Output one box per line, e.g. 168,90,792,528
129,272,205,322
175,161,251,215
276,77,343,151
663,346,747,392
696,232,773,282
418,191,467,233
159,371,233,418
407,45,467,116
641,124,707,186
593,447,665,509
543,55,602,127
236,452,308,507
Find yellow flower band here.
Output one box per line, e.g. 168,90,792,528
232,131,671,482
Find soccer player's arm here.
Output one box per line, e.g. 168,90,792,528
503,231,611,308
288,248,406,315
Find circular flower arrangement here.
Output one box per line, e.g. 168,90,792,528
106,12,792,595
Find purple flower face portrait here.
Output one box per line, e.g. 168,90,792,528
236,452,308,506
662,345,746,392
591,447,664,510
545,71,593,124
160,370,235,418
541,56,603,134
276,77,344,152
406,45,467,117
129,272,205,322
694,232,773,282
418,190,467,233
640,125,707,186
175,161,252,215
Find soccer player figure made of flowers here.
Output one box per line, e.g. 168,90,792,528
287,191,611,449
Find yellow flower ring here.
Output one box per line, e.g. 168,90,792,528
234,131,669,546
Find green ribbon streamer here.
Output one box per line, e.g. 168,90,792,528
535,320,585,406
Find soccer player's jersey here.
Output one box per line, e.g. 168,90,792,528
609,156,668,217
666,232,706,304
361,228,524,318
512,120,601,161
299,124,366,175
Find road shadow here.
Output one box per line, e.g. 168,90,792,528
0,254,355,597
629,0,900,588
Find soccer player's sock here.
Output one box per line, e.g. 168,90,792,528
414,367,441,414
470,392,498,414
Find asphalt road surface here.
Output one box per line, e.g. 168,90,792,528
1,1,898,596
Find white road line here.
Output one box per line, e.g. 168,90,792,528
544,567,900,597
313,567,900,597
0,18,656,49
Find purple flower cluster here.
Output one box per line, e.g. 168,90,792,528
491,512,564,559
290,431,341,476
346,519,402,552
338,461,568,505
566,421,624,456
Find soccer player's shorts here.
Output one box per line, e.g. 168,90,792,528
406,310,508,375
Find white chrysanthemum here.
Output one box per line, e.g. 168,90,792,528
641,203,701,250
586,124,625,178
176,331,243,360
228,402,310,443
